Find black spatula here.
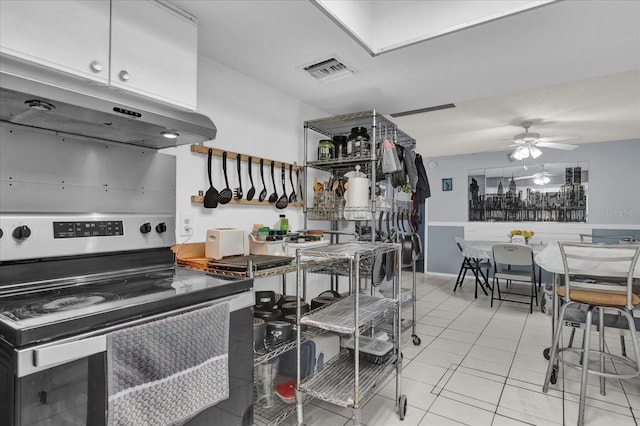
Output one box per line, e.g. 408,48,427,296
203,148,219,208
218,151,233,204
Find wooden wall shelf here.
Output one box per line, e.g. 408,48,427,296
191,195,303,208
190,144,303,171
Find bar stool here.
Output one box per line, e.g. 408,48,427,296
542,242,640,426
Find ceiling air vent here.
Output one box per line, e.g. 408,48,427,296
304,57,353,83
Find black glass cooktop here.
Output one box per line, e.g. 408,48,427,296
0,267,252,346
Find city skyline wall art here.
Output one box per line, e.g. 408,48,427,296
468,162,589,222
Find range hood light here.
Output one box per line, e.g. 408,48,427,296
25,99,55,112
161,131,179,139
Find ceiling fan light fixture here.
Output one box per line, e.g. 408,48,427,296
534,175,550,185
529,146,542,158
512,146,529,160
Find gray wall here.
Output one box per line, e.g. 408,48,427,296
425,139,639,224
425,139,639,275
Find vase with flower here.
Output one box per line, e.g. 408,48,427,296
510,229,534,245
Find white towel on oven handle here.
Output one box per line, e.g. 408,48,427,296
107,301,230,426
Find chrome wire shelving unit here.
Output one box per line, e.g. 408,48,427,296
294,242,407,425
302,111,420,346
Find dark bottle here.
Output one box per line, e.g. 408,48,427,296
346,127,359,157
358,127,371,158
333,135,347,159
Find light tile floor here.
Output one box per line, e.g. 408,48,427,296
284,272,639,426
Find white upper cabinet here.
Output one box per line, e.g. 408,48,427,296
0,0,111,85
110,1,198,110
0,0,198,110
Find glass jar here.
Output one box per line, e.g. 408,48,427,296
333,135,347,159
358,127,371,158
317,139,334,160
346,127,359,157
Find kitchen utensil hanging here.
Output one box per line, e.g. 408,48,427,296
218,151,233,204
259,159,268,202
288,164,297,203
203,148,219,208
268,161,278,203
246,156,256,201
276,163,289,209
234,154,243,200
296,168,304,202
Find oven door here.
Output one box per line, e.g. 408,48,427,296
1,291,254,426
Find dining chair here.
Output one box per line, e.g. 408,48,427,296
542,243,640,426
491,244,538,313
453,237,491,298
579,233,634,244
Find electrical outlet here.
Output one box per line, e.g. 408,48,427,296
179,214,193,237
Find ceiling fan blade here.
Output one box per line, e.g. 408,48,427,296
537,135,579,143
536,141,579,150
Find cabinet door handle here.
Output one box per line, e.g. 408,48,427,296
90,60,103,73
118,70,130,81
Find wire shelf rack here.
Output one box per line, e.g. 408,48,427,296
300,294,397,334
298,241,399,260
253,376,313,426
254,328,327,366
297,349,397,407
304,110,416,149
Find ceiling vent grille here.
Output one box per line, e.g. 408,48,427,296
304,58,353,83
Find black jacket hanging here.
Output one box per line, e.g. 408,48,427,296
415,153,431,201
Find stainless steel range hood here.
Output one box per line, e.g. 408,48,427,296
0,73,216,149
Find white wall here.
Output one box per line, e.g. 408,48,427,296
162,56,335,299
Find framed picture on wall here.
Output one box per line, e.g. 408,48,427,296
442,178,453,191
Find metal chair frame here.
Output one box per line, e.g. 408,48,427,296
453,237,491,298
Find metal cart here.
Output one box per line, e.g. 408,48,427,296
294,242,407,425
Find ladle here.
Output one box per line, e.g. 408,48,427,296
218,151,233,204
203,148,219,208
268,161,278,203
288,164,297,203
276,163,289,209
258,159,268,202
246,156,256,201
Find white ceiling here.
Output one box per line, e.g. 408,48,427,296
173,0,640,158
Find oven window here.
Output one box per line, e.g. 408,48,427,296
17,354,105,425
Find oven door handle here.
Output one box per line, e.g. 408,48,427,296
32,335,106,369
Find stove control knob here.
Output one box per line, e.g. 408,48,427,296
12,225,32,240
155,222,167,233
140,222,152,234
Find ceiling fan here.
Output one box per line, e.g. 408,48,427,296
508,121,579,160
513,170,559,185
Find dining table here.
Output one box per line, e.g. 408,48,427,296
533,241,640,382
462,239,547,260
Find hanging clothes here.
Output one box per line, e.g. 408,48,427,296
414,153,431,201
